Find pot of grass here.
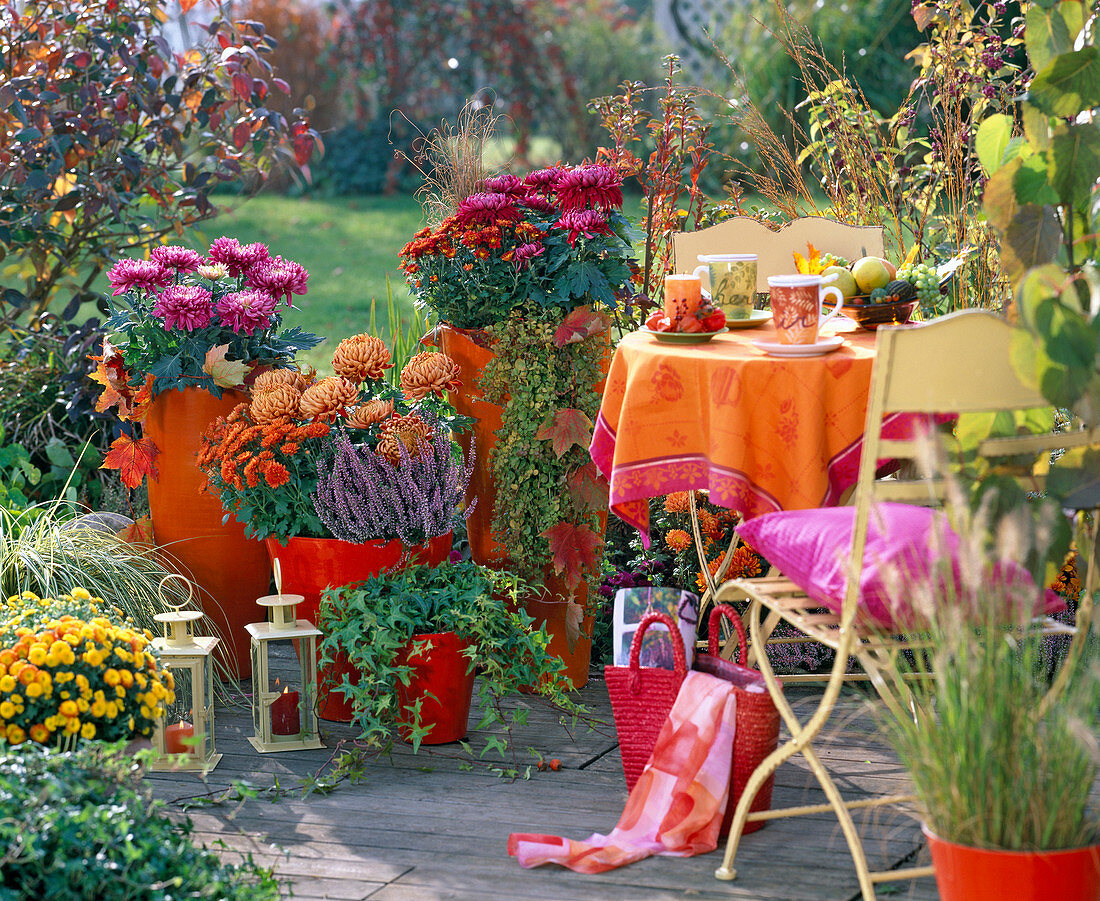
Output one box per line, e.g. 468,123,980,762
878,581,1100,901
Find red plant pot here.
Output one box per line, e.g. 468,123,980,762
394,631,477,745
264,532,453,722
145,386,271,679
924,826,1100,901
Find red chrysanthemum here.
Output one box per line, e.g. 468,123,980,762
208,237,271,277
150,245,204,273
556,208,612,245
152,285,214,331
481,174,527,196
554,164,624,212
246,255,309,305
215,290,278,336
106,258,172,296
511,241,545,269
519,193,557,214
524,167,567,195
455,192,522,227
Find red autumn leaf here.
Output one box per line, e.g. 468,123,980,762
535,408,593,459
541,521,603,590
567,460,609,510
553,307,610,349
231,72,252,101
179,0,204,11
232,121,251,150
116,514,154,545
102,434,160,489
128,374,156,424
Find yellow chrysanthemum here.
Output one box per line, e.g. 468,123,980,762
27,644,46,666
28,723,49,743
90,699,107,718
115,685,125,699
0,702,14,719
58,700,78,718
104,668,121,687
63,718,80,734
24,683,42,699
80,722,96,740
0,675,14,693
70,587,92,601
83,649,104,668
6,725,25,744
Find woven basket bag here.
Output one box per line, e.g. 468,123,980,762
604,611,688,791
694,604,782,835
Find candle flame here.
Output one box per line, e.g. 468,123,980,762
282,685,290,695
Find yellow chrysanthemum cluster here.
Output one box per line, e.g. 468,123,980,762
0,589,175,746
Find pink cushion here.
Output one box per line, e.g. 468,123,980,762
736,503,1065,630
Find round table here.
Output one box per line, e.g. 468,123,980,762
590,319,902,544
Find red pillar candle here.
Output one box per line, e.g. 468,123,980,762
270,688,300,736
165,721,194,754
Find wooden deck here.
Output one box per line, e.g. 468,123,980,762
146,676,940,901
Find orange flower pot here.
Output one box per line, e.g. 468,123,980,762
924,826,1100,901
144,386,270,680
265,532,453,722
394,631,476,744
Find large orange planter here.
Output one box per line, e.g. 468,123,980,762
266,532,453,722
436,325,506,567
145,386,270,679
924,826,1100,901
394,631,476,744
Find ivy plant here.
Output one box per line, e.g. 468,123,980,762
316,561,583,767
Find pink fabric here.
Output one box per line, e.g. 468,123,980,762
736,502,1066,630
508,672,737,874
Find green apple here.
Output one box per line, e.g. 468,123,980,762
851,256,891,293
822,265,859,299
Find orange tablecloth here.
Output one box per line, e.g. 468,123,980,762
591,321,897,542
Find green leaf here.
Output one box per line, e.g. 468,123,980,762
1049,123,1100,209
1001,205,1063,285
1014,155,1060,208
1029,47,1100,117
975,114,1014,175
983,160,1022,232
1021,104,1053,152
1026,1,1086,72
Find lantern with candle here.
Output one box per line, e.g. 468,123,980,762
246,559,323,753
150,576,222,772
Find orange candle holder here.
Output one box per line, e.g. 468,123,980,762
663,274,703,321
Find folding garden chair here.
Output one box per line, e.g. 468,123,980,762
710,309,1100,900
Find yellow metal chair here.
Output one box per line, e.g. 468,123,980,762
711,309,1100,899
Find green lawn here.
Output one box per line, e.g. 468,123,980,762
191,193,428,370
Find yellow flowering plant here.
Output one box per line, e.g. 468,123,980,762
0,588,174,746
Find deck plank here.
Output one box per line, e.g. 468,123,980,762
146,677,942,900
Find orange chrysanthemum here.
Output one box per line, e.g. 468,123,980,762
376,413,434,463
264,461,290,488
346,398,395,430
663,492,690,514
399,351,462,400
253,367,312,395
664,529,692,552
299,377,359,421
250,384,301,424
332,334,393,382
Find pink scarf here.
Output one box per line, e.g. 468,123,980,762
508,671,737,873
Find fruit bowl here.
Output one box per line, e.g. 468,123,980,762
828,296,917,331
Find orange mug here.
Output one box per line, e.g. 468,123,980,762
766,274,844,345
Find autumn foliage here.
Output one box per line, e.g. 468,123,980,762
0,0,320,317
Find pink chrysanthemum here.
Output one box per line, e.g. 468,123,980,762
208,237,271,278
246,255,309,305
150,245,204,273
524,167,566,195
216,289,278,336
106,258,172,296
152,285,214,331
511,241,545,269
481,174,526,196
556,208,612,245
555,164,624,212
519,193,557,214
455,192,522,227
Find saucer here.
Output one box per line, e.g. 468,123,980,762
724,310,772,329
640,327,726,344
751,335,845,357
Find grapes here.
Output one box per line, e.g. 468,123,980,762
898,262,940,306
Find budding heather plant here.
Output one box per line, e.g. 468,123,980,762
312,428,474,546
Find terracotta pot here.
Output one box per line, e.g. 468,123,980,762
265,532,453,722
394,631,476,745
924,826,1100,901
145,386,270,680
436,325,506,566
525,571,595,690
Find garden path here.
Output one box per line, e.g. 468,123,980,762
146,679,939,901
